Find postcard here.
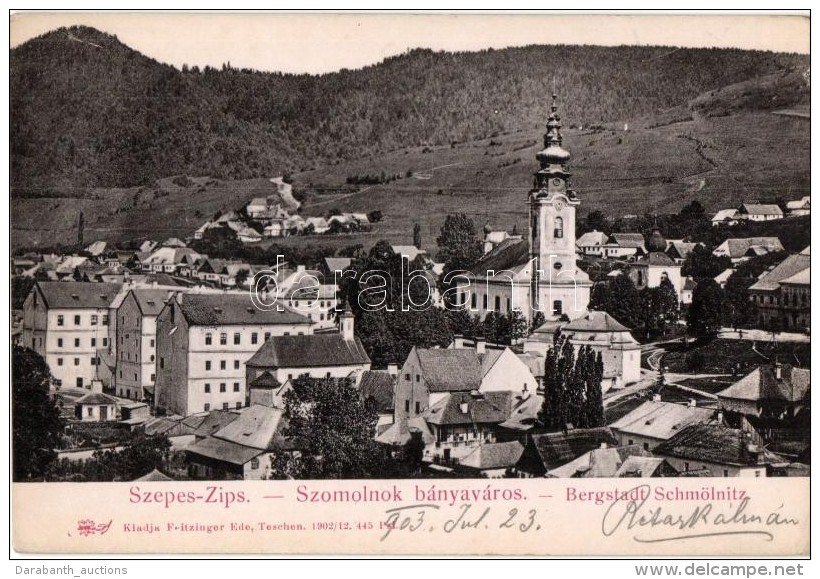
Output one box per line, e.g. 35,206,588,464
9,11,810,557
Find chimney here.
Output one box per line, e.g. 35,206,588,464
296,264,306,273
452,335,465,349
387,364,398,377
652,393,661,402
774,363,782,380
688,399,697,408
600,442,608,449
475,338,486,355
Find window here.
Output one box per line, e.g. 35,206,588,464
149,339,155,348
723,469,729,477
205,384,211,393
57,338,63,348
74,315,81,325
74,358,80,366
222,402,229,410
91,315,98,326
57,358,63,366
91,338,96,347
553,300,563,316
119,370,122,378
236,402,242,409
415,402,420,414
628,439,634,446
233,382,240,392
234,333,241,345
250,458,259,470
326,372,331,378
220,333,227,345
234,360,240,370
73,338,79,348
150,374,155,382
220,360,227,370
637,271,644,286
102,338,108,347
482,295,488,310
150,355,154,362
494,296,501,311
288,374,293,380
755,470,761,477
204,403,210,411
471,293,477,308
205,333,213,345
90,357,97,366
57,315,64,326
416,374,420,382
405,400,410,413
251,332,258,345
102,315,109,326
264,332,271,341
320,314,325,321
554,216,564,238
205,361,212,371
134,373,137,380
643,442,649,451
220,383,226,393
684,462,690,472
506,298,511,313
87,407,93,417
160,357,165,369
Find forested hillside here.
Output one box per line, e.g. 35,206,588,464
11,25,808,195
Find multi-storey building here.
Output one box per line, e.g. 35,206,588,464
22,281,121,389
154,293,312,416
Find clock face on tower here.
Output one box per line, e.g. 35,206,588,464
552,178,562,187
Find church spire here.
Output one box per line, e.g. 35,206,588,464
534,93,572,191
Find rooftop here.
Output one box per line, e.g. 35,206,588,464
609,400,717,441
653,423,779,467
749,253,811,292
246,333,370,368
424,391,512,426
176,293,310,326
35,281,122,309
415,348,484,392
460,441,524,471
547,445,653,478
718,365,810,403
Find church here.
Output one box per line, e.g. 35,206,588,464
455,95,591,323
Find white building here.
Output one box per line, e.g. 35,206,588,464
22,281,120,389
154,293,313,416
785,196,810,217
737,203,783,222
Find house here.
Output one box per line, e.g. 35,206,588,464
609,397,719,451
562,311,641,391
321,257,353,279
576,230,608,257
422,390,513,465
615,456,679,478
186,404,286,480
390,245,428,262
132,468,174,482
713,237,784,264
546,445,664,478
358,368,397,432
515,427,619,477
74,392,118,422
264,220,286,238
245,306,371,392
680,277,697,305
711,208,741,227
785,196,810,217
162,238,187,248
142,247,202,274
628,251,683,298
236,227,263,244
85,241,107,257
304,217,330,234
653,423,778,477
153,293,313,416
393,343,538,424
193,221,214,240
496,390,544,439
666,241,702,264
246,197,269,219
737,203,783,222
714,268,735,289
278,267,339,328
483,228,522,255
602,233,646,259
22,281,121,389
113,289,176,401
717,364,810,420
747,249,810,330
456,441,525,478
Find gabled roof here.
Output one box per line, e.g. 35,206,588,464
358,371,396,413
780,268,810,285
76,392,119,405
187,437,265,465
133,468,173,481
249,371,280,389
468,239,529,277
460,441,524,471
785,196,810,210
246,333,370,368
609,233,646,249
375,416,435,446
212,404,285,451
712,208,740,222
748,253,810,291
324,257,352,274
576,231,608,247
547,445,653,478
248,197,268,207
718,365,810,403
130,289,175,316
716,237,784,259
516,428,618,475
499,392,543,431
682,277,698,291
635,252,678,266
414,348,483,392
176,294,310,326
563,310,630,333
609,400,716,441
424,391,512,426
740,203,783,216
190,410,241,438
714,268,735,284
615,456,675,478
390,245,427,261
667,241,700,260
653,424,777,467
35,281,122,309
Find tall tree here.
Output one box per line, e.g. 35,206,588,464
436,214,483,297
585,351,605,428
589,275,642,329
687,278,725,338
681,244,731,280
13,346,63,481
270,376,386,479
77,211,84,247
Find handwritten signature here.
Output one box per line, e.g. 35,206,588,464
379,503,541,541
601,485,799,543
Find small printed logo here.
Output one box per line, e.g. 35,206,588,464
77,519,112,536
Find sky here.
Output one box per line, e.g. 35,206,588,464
9,11,810,75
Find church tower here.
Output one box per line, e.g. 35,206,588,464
529,95,590,319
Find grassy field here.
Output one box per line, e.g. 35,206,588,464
663,338,811,374
11,75,810,251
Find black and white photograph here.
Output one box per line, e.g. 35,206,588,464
8,10,811,558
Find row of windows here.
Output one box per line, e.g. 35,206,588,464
56,337,108,349
460,293,564,315
116,370,156,382
202,330,306,346
56,314,108,326
204,360,242,371
203,383,241,393
56,356,98,366
204,402,243,411
404,400,421,414
120,350,155,363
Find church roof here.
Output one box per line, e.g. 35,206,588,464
563,310,631,333
469,239,529,277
